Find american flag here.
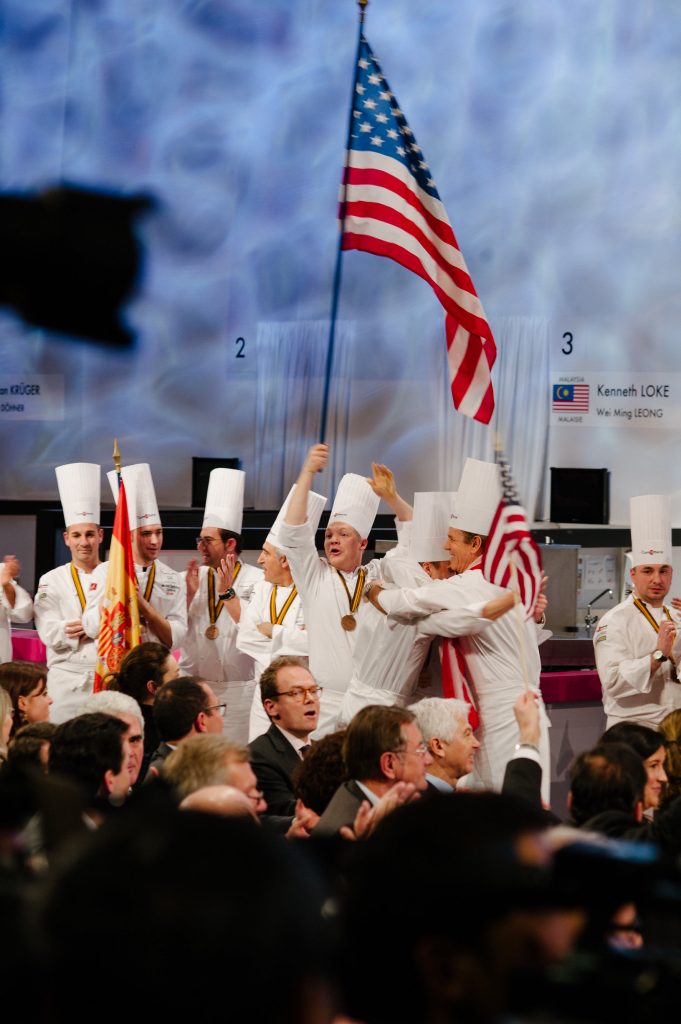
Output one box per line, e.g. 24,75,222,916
482,454,542,620
340,35,497,424
552,384,589,412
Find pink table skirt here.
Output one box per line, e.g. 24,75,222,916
540,669,602,703
11,629,48,665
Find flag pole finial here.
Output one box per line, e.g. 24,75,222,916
113,438,121,477
358,0,369,17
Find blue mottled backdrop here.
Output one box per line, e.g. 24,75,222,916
1,0,680,518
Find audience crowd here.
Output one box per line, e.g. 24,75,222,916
2,642,681,1023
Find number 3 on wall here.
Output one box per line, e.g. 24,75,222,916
561,331,573,356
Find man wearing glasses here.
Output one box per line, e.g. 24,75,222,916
148,675,225,774
249,655,321,817
314,704,432,837
180,469,262,744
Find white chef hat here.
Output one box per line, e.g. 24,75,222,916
449,458,501,537
267,485,327,552
202,469,245,534
630,494,672,567
410,492,456,563
108,464,161,531
328,473,380,540
56,463,101,528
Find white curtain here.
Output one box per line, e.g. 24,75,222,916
438,316,550,519
253,320,354,509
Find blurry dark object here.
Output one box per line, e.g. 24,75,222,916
0,183,153,346
191,456,242,507
550,467,610,524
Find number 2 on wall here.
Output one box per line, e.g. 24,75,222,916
235,337,245,358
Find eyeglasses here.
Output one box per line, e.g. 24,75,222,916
274,686,323,703
196,536,217,547
393,743,429,758
204,703,227,717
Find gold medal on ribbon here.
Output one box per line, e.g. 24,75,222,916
336,568,365,631
207,562,241,637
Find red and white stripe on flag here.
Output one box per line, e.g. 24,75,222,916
341,149,497,424
482,500,542,619
441,638,480,731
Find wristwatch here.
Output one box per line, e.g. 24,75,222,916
653,650,668,663
218,588,236,601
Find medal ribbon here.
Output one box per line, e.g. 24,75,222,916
208,561,242,623
142,562,156,602
336,567,366,614
70,563,87,613
633,597,677,672
269,584,298,625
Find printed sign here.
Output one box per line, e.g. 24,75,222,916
0,376,64,420
551,373,679,428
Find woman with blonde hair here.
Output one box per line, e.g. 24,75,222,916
659,709,681,810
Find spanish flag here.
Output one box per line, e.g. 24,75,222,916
93,476,140,690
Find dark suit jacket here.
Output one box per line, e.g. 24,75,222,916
501,756,544,811
147,742,175,778
249,724,303,817
313,779,367,838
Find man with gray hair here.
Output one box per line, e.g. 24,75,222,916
78,690,145,788
411,697,480,793
413,692,547,809
162,733,266,813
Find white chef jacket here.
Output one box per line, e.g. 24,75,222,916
338,521,438,723
34,563,103,723
237,578,308,678
83,559,188,650
179,561,262,743
594,595,681,727
0,580,33,663
236,577,309,740
276,520,385,735
378,565,551,803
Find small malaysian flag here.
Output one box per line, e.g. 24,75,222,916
340,35,497,424
552,384,589,412
482,453,542,620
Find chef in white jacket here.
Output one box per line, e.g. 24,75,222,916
275,444,389,735
238,484,326,740
594,494,681,728
367,458,551,803
0,555,33,665
179,468,262,743
337,490,450,723
34,463,102,722
84,464,187,653
342,488,517,724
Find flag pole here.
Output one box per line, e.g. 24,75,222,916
319,0,368,443
492,433,532,691
113,437,121,486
